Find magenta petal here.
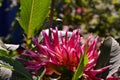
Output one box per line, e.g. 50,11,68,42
68,30,76,48
85,59,97,71
23,48,41,61
106,76,118,80
51,28,60,47
87,37,98,54
87,65,111,76
32,38,48,54
82,34,92,50
26,65,41,71
42,30,52,48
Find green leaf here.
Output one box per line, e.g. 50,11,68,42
0,64,13,70
19,0,51,42
72,53,88,80
0,49,9,56
0,56,33,80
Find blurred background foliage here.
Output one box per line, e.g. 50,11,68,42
54,0,120,40
0,0,120,43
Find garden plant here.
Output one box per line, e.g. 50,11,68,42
0,0,120,80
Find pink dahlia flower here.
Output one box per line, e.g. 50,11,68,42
22,28,110,79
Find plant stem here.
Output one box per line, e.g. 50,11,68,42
49,0,55,37
49,0,55,28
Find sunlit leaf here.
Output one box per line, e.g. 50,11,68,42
19,0,51,44
72,53,88,80
0,50,9,56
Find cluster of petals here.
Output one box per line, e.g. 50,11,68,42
22,28,113,80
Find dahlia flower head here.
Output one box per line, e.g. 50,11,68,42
22,28,111,80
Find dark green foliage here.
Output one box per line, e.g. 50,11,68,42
0,56,32,80
96,37,120,79
37,67,46,80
